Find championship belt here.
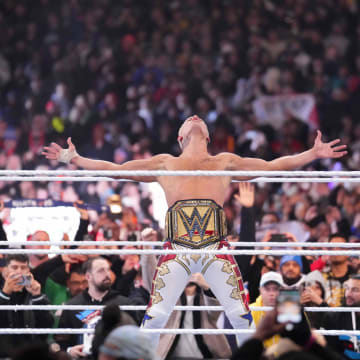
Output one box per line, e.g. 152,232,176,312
165,199,227,248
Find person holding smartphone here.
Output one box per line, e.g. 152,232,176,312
0,254,54,358
300,270,328,329
232,300,344,360
250,271,284,349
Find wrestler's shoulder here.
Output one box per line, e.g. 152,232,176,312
152,153,175,160
211,152,244,169
151,153,178,169
213,152,243,160
149,153,176,164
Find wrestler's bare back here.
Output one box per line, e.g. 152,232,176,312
157,153,233,207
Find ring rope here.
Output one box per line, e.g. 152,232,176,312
0,328,359,336
0,176,359,183
0,305,358,313
0,170,357,341
1,170,360,177
10,241,360,248
0,176,116,182
1,248,360,256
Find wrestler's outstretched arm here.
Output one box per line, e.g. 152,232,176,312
225,130,347,180
42,137,172,182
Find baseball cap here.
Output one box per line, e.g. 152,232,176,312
99,325,157,360
260,271,284,288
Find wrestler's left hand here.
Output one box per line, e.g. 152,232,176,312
189,273,210,291
313,130,347,159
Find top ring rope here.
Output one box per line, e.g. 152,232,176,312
0,170,360,176
0,170,360,182
1,177,360,183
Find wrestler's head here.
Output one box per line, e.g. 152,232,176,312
178,115,210,150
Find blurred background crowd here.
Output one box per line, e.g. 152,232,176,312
0,0,360,359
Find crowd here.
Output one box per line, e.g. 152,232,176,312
1,180,360,360
0,0,360,359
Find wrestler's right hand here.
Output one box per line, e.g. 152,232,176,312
42,137,78,163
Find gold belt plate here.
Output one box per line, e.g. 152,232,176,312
166,200,226,248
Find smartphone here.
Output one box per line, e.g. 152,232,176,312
276,289,301,324
270,233,288,242
17,275,32,287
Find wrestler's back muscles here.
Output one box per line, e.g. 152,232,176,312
157,153,234,207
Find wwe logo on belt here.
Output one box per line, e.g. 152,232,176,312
179,207,213,241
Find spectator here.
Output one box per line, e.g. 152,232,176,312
81,123,114,162
250,271,284,349
44,264,88,329
112,248,148,302
0,254,54,358
232,308,343,360
322,233,354,307
44,264,88,306
280,255,305,289
91,304,137,360
26,230,51,268
232,182,262,303
99,325,156,360
300,270,328,329
260,212,281,226
13,342,71,360
322,274,360,359
56,257,142,358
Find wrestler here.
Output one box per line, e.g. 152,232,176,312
43,115,347,348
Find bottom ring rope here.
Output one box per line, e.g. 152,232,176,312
0,328,359,336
